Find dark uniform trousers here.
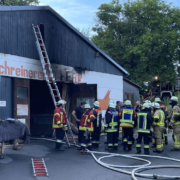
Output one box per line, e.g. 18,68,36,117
56,128,65,149
123,128,133,149
91,121,101,146
136,133,149,152
107,132,118,149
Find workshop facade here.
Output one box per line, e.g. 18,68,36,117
0,6,139,137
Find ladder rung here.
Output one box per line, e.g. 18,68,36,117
44,57,48,59
52,89,56,91
42,50,46,53
38,38,42,41
40,44,44,47
36,32,40,34
34,26,38,28
49,81,53,84
45,63,49,65
54,95,59,97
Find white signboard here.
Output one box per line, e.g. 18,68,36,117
17,104,28,116
0,101,6,107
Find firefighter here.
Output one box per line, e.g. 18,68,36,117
135,103,153,155
104,102,119,151
119,100,136,151
155,97,168,145
151,102,165,153
92,101,102,147
79,104,95,153
53,100,68,151
169,96,180,151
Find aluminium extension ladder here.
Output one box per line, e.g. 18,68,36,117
32,24,77,147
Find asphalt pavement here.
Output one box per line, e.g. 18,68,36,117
0,133,180,180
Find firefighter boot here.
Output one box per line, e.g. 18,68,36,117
153,149,163,153
144,148,150,155
136,147,141,154
127,144,132,151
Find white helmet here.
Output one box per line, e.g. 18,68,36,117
109,102,115,108
151,102,160,108
142,103,149,110
124,100,132,106
155,97,161,103
94,101,100,107
171,96,178,102
84,104,91,109
108,100,114,105
57,100,66,105
145,100,151,103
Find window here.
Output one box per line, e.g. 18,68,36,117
124,93,134,106
17,87,28,99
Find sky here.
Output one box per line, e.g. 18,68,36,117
39,0,180,30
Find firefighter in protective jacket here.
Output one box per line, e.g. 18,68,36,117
119,100,136,151
53,100,68,151
79,104,95,153
135,103,153,154
92,101,102,147
104,102,119,151
152,102,165,153
155,97,168,145
169,96,180,151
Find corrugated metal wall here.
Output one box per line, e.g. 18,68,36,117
0,76,13,119
0,10,123,76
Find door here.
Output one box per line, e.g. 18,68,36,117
13,78,30,127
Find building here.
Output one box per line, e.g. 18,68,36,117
0,6,139,136
123,78,141,106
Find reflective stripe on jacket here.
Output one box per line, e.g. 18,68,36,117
79,110,95,132
153,109,165,126
119,107,136,128
105,109,118,132
137,113,149,133
171,105,180,126
52,107,67,129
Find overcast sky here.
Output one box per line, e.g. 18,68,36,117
39,0,180,30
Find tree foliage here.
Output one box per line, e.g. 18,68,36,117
0,0,39,6
92,0,180,86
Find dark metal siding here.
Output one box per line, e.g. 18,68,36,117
0,10,123,76
0,76,13,119
123,80,140,106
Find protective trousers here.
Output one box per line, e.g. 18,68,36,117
123,128,133,150
154,126,164,151
152,127,156,146
173,124,180,150
91,122,101,147
81,133,92,150
55,128,65,149
163,128,168,144
107,132,118,149
136,133,149,153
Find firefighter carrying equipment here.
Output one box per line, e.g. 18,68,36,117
92,107,102,146
94,101,100,107
105,108,119,150
53,107,67,129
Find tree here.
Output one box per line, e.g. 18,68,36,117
92,0,180,86
0,0,39,6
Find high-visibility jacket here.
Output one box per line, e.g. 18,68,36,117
53,107,67,129
136,109,153,133
153,109,165,126
160,103,168,118
171,105,180,126
119,107,136,128
93,108,102,127
105,108,118,132
79,110,95,132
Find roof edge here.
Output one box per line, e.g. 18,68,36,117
124,78,142,89
0,5,129,75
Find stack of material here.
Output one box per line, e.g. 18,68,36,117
0,119,31,159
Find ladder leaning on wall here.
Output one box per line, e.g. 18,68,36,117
32,24,76,147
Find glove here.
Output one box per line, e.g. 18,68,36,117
63,124,68,131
